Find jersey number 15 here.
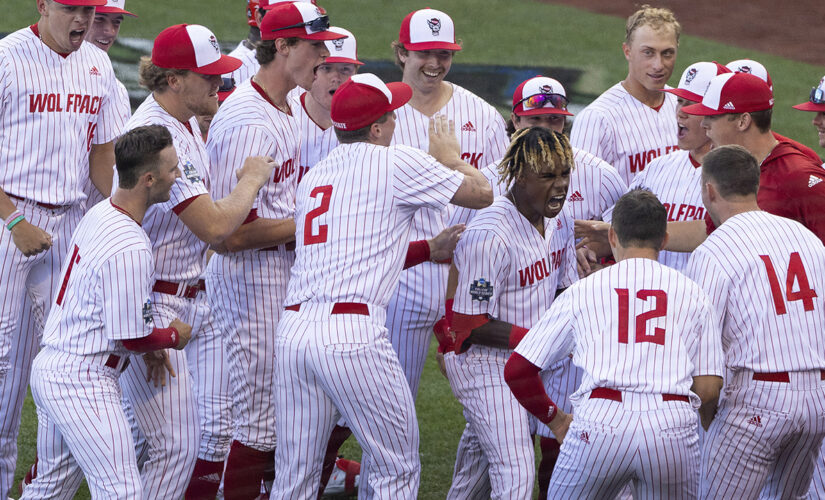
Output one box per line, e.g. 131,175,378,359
615,288,666,346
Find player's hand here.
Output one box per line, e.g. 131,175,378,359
169,318,192,350
10,219,53,257
428,224,465,263
435,352,448,379
549,410,573,444
428,115,461,166
576,246,601,278
143,350,175,388
574,219,611,258
236,156,277,189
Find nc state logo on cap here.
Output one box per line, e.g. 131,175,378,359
427,18,441,36
540,84,553,93
684,68,698,85
736,65,752,74
208,35,219,52
331,38,344,51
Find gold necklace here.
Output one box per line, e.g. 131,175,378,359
253,76,288,113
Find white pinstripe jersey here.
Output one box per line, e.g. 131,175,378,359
225,41,259,86
289,90,337,183
453,196,577,328
41,200,154,356
123,94,210,282
207,79,300,220
517,258,723,406
562,147,627,221
284,143,463,307
570,83,679,185
0,27,122,205
685,211,825,373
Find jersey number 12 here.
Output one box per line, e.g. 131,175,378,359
614,288,667,346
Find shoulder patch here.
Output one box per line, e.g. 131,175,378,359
142,299,154,325
469,278,494,302
182,160,202,184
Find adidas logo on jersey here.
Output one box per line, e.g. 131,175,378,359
89,66,100,77
809,175,823,188
461,121,476,132
747,415,762,427
579,431,590,444
568,190,584,202
722,101,736,110
201,472,222,483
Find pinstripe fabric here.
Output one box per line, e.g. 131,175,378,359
225,41,259,87
570,83,679,185
446,424,491,500
562,147,628,221
289,90,338,183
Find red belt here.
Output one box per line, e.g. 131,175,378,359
104,354,130,372
752,370,825,383
285,302,369,316
8,194,65,211
589,387,689,403
152,279,206,299
261,241,297,252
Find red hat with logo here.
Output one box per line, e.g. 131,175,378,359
512,76,573,117
324,27,363,66
726,59,773,92
399,8,462,51
331,73,412,130
152,24,242,75
260,0,324,13
54,0,106,6
792,76,825,112
246,0,260,27
96,0,136,16
682,73,774,116
662,62,730,103
260,2,343,41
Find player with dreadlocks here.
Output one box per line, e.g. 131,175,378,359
444,127,580,499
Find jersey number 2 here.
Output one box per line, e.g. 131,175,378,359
760,252,817,315
56,245,81,306
615,288,667,346
304,185,333,245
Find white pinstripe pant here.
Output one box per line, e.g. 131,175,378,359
550,394,700,499
271,304,420,500
24,348,142,499
701,370,825,500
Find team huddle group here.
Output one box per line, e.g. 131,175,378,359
2,0,825,499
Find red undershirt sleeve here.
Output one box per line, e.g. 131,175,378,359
121,327,180,353
403,240,430,269
504,352,558,424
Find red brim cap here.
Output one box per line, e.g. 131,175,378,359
793,101,825,112
661,88,702,103
55,0,106,5
325,56,364,66
195,55,242,75
386,82,413,111
515,107,573,117
331,76,412,130
96,6,137,17
402,40,462,51
680,103,724,116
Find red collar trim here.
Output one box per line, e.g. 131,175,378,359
30,24,71,59
651,102,664,112
688,152,701,168
110,200,141,226
300,92,329,131
251,79,292,116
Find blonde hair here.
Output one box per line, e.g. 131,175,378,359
625,5,681,45
497,127,574,189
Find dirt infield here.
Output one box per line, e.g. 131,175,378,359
545,0,825,67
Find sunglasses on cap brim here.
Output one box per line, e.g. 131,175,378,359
219,77,236,93
810,86,825,105
271,15,329,34
514,92,569,111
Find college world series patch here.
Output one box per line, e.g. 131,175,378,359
182,160,202,184
469,278,493,302
142,299,154,325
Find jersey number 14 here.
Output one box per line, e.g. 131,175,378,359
760,252,817,315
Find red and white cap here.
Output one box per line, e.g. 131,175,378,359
399,8,462,52
54,0,105,6
260,2,343,41
260,0,325,13
96,0,136,16
512,76,572,117
726,59,773,91
792,76,825,112
152,24,242,75
246,0,260,27
324,27,363,66
682,72,774,116
331,73,412,130
662,61,730,102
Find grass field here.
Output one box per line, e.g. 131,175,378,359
3,1,824,498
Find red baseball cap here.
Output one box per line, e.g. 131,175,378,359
662,62,730,103
793,76,825,112
96,0,136,16
331,73,412,130
54,0,106,6
399,8,462,52
325,27,363,66
682,73,774,116
512,76,572,117
152,24,242,75
726,59,773,91
261,0,324,13
246,0,260,27
260,2,343,41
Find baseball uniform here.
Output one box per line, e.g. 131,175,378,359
570,83,679,185
226,41,260,87
0,25,121,497
563,147,627,222
446,196,577,499
22,200,155,499
289,90,338,183
685,211,825,499
271,141,464,500
515,257,723,499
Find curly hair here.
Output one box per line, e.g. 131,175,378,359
625,5,681,45
497,127,574,189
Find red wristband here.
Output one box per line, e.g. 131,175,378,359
508,325,529,349
403,240,431,269
444,298,454,326
121,326,179,352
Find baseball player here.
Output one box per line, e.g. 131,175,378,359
21,125,193,499
793,75,825,155
684,145,825,498
446,127,578,499
507,188,724,499
205,4,345,497
0,0,125,496
570,5,680,185
270,72,492,499
118,24,276,500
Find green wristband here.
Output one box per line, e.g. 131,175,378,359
6,215,25,231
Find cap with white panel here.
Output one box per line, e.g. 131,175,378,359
325,27,364,66
398,8,462,51
261,2,343,41
151,24,242,75
726,59,773,91
682,72,774,116
96,0,137,16
512,76,573,117
792,75,825,113
663,61,730,102
330,73,412,130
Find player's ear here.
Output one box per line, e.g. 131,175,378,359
36,0,49,16
737,113,752,132
274,38,292,56
622,42,631,62
607,225,618,249
166,72,183,92
659,231,669,251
